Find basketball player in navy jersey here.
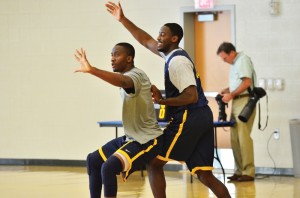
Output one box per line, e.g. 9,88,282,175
105,2,231,198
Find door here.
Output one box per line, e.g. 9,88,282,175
194,11,232,148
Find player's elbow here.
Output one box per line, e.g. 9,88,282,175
190,94,198,104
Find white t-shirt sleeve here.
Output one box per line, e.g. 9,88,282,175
168,56,196,93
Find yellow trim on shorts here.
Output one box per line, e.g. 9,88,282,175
132,138,158,161
116,150,132,165
116,149,132,182
119,140,133,149
116,138,158,182
165,110,188,159
191,166,214,175
156,155,184,164
98,148,107,161
115,141,133,182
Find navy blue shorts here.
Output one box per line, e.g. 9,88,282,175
157,105,214,174
99,135,163,179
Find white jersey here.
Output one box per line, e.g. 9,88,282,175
160,48,196,93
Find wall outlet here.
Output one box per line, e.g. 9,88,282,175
273,128,280,140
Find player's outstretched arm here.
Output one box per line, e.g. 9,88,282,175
105,1,160,56
74,48,133,88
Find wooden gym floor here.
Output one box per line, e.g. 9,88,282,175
0,165,299,198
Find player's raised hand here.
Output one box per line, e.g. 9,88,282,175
105,1,124,21
74,48,92,73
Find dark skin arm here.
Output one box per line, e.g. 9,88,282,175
105,1,160,56
106,2,198,105
74,48,134,89
151,85,198,106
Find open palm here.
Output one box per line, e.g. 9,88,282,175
74,48,92,73
105,1,124,21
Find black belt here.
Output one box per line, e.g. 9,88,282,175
233,94,250,100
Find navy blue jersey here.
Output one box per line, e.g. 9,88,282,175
164,49,208,117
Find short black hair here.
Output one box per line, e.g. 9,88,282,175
116,42,135,59
164,23,184,43
217,42,236,55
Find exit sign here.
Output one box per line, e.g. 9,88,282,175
195,0,214,9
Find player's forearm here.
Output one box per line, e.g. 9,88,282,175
119,16,159,56
120,17,150,45
159,86,198,106
89,66,132,88
159,96,197,106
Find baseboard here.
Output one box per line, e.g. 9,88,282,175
162,165,294,177
0,158,294,176
0,158,85,167
255,167,293,176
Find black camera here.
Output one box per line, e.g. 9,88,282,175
238,87,266,122
215,94,228,121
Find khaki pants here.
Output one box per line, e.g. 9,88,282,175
231,97,256,177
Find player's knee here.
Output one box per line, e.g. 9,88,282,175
86,150,103,175
147,158,166,174
101,160,110,177
101,156,122,197
196,170,213,183
148,158,166,169
101,156,123,179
